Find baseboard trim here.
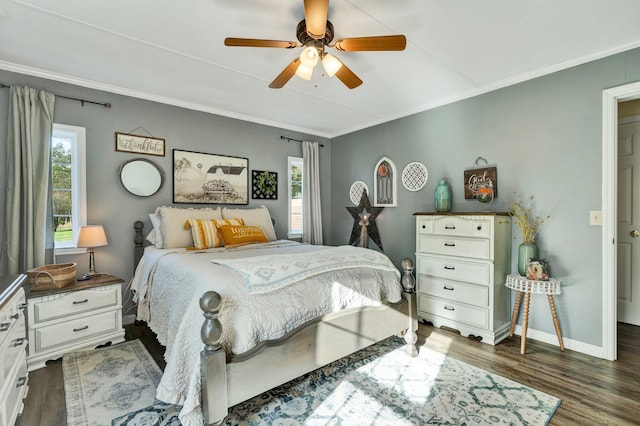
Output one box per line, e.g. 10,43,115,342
512,325,604,359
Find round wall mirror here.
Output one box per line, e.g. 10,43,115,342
119,158,164,197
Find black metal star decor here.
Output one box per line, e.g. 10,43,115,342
346,190,384,250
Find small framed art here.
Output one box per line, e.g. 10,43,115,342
115,132,165,156
252,170,278,200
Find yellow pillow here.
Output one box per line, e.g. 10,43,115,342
185,218,244,249
219,224,269,247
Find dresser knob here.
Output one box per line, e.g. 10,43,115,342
13,337,25,347
16,377,27,388
477,225,482,231
10,313,19,320
0,322,9,332
444,305,455,311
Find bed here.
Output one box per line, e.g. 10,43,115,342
131,206,418,426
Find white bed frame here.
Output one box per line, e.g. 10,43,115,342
134,221,418,425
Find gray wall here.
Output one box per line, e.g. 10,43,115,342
0,69,331,315
330,47,640,348
2,46,640,349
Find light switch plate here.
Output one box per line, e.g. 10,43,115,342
590,210,602,226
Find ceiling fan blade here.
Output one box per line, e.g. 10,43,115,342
269,58,301,89
334,35,406,52
303,0,329,39
225,38,298,49
334,61,363,89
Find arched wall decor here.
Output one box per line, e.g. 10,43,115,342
373,157,397,207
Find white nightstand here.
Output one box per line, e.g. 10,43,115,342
26,274,125,371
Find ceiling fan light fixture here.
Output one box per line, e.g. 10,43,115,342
295,63,314,80
322,53,342,77
299,46,319,67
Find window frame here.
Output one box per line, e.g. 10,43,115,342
52,123,87,255
287,156,303,239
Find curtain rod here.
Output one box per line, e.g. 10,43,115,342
0,82,111,108
280,135,324,147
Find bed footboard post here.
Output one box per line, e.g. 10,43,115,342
401,258,419,357
200,291,228,425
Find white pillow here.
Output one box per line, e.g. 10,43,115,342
157,206,223,248
221,205,277,241
145,230,157,245
148,212,164,248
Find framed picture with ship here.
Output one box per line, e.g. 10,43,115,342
172,149,248,204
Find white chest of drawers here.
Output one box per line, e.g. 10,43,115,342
26,274,125,371
415,213,512,345
0,274,28,426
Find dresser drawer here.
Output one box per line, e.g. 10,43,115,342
418,235,491,259
419,296,489,329
0,312,26,385
418,276,489,307
31,310,120,354
31,285,120,324
1,352,28,426
417,216,492,238
417,255,491,286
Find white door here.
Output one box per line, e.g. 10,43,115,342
617,119,640,326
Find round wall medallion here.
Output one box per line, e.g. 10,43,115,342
402,162,428,191
349,181,369,205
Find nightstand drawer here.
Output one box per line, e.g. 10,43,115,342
418,235,490,259
419,277,489,307
31,286,120,324
417,256,491,286
31,310,120,354
419,296,489,329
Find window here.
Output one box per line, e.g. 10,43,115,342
52,124,86,253
287,156,303,237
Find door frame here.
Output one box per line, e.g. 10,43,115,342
602,81,640,361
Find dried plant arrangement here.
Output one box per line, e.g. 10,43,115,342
510,194,550,243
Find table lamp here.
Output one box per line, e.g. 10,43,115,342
76,225,108,280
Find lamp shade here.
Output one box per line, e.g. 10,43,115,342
295,63,314,80
299,46,318,68
322,53,342,77
77,225,108,248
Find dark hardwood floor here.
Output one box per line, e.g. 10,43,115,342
16,322,640,425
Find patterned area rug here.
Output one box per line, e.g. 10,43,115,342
62,340,164,426
118,337,560,425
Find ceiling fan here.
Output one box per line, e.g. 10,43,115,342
224,0,406,89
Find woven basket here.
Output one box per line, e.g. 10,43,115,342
27,262,77,290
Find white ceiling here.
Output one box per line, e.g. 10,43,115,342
1,0,640,138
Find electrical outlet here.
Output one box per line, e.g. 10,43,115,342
590,210,602,226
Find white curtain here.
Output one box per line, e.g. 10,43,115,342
0,86,55,275
302,141,323,245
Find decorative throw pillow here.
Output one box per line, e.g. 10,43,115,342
157,206,222,248
221,205,277,241
185,218,244,250
218,224,269,247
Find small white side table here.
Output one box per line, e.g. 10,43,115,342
505,274,565,354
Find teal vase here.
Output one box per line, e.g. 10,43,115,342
518,242,538,276
434,179,452,212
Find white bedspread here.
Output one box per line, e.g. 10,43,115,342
130,241,402,426
211,245,400,294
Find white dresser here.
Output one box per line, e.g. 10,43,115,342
27,274,125,371
414,213,512,344
0,274,28,426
